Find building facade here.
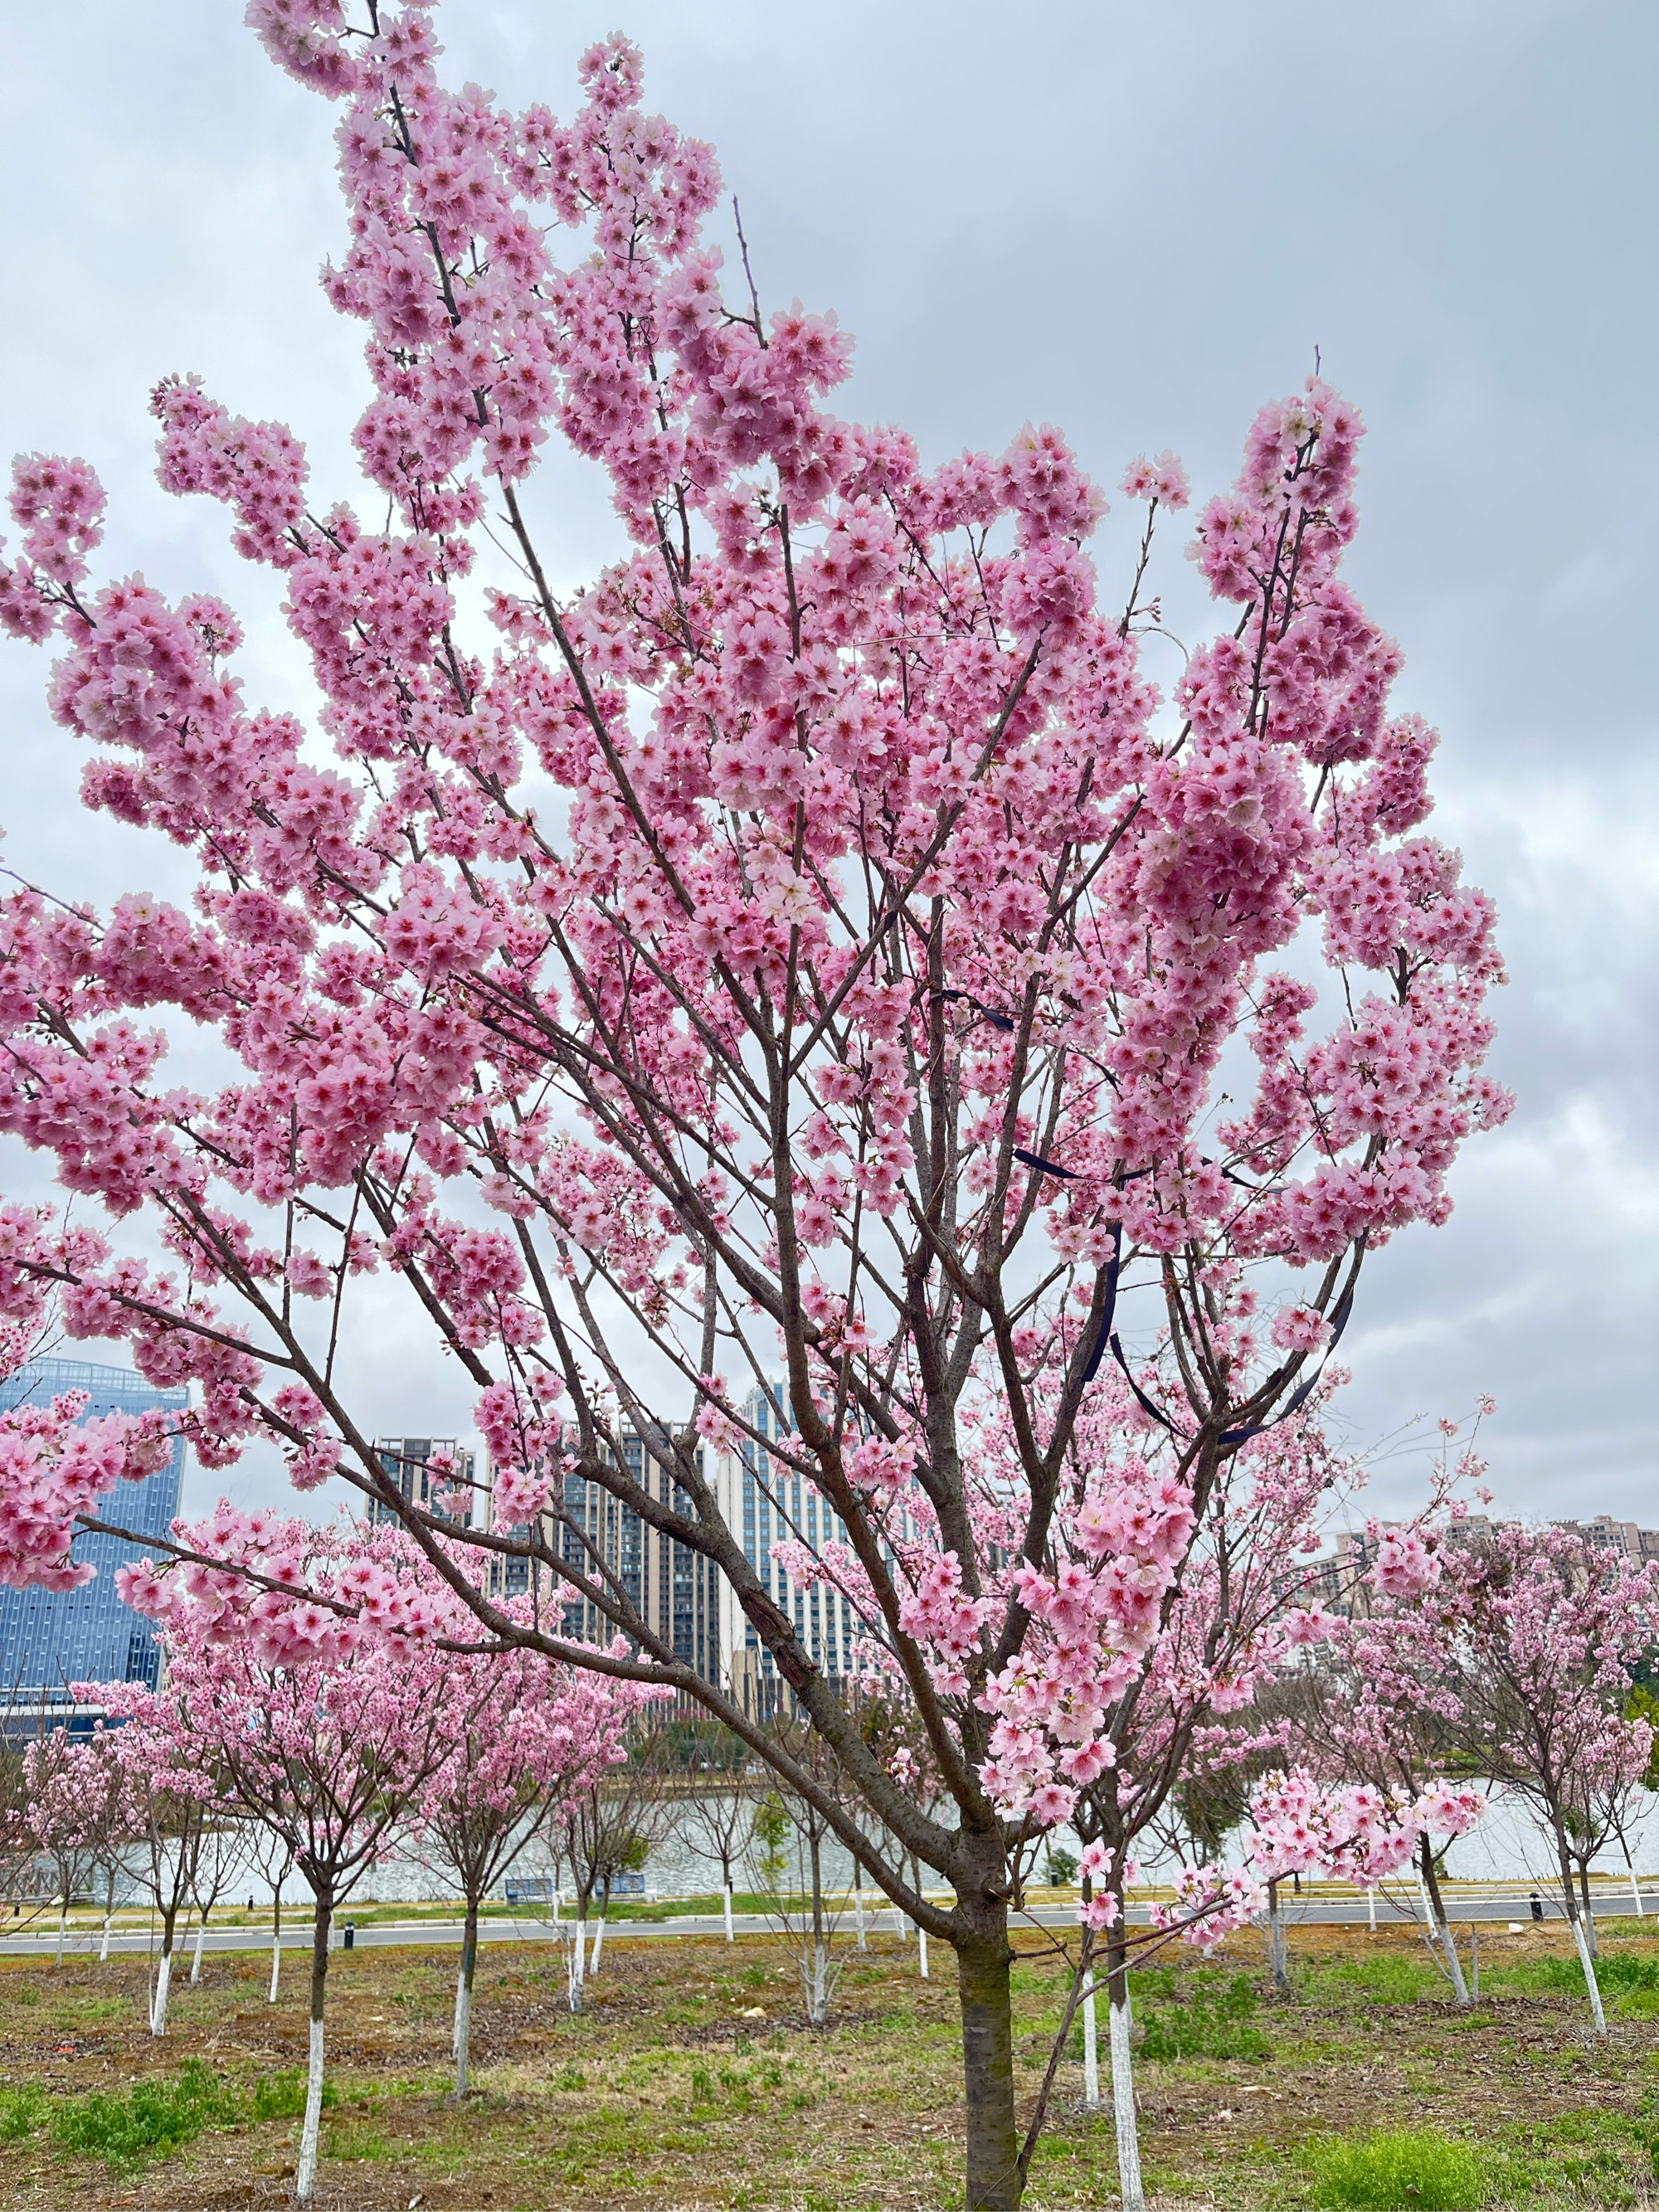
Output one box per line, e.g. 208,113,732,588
367,1437,477,1529
718,1386,864,1691
0,1358,188,1707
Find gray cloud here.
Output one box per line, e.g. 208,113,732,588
0,0,1652,1527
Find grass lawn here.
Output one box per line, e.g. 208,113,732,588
0,1914,1656,2207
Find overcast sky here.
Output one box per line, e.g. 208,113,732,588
1,0,1653,1532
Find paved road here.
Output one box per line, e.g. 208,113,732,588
3,1889,1655,1959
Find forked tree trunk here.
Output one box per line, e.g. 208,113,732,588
955,1899,1019,2212
295,1894,332,2202
1557,1836,1606,2035
1107,1932,1144,2212
453,1897,479,2097
1418,1837,1470,2005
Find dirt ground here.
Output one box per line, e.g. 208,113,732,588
0,1913,1654,2209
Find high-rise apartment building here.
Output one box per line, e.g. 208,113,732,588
367,1437,477,1529
553,1425,728,1683
0,1358,188,1711
719,1386,864,1689
482,1420,730,1686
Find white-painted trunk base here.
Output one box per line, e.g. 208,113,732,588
853,1879,864,1951
590,1911,606,1976
723,1882,734,1942
917,1924,929,1980
1110,1983,1143,2212
1435,1916,1471,2005
1572,1914,1608,2035
295,2013,325,2201
151,1948,173,2038
268,1936,281,2004
453,1972,472,2096
1082,1976,1100,2111
191,1918,206,1984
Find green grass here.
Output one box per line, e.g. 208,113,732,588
0,2084,46,2141
47,2058,235,2171
324,2117,392,2161
1483,1943,1659,2001
1303,1950,1445,2005
1135,1966,1270,2063
249,2066,336,2121
1309,2127,1497,2210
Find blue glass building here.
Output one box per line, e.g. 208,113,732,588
0,1358,188,1703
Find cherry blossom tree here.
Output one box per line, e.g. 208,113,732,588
90,1692,222,2037
663,1719,752,1942
412,1640,647,2094
552,1737,670,2007
22,1725,117,1966
1285,1539,1491,2001
1456,1524,1658,2035
247,1822,296,2002
0,4,1509,2200
103,1517,470,2203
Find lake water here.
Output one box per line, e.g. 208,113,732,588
207,1784,1659,1911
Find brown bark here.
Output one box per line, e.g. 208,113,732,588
955,1897,1019,2210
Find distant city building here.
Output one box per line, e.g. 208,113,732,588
1303,1509,1659,1621
367,1438,476,1530
557,1424,727,1683
483,1419,729,1686
721,1386,861,1690
1556,1514,1659,1564
0,1358,188,1715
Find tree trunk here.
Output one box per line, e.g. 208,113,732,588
453,1897,479,2098
269,1888,283,2003
1624,1841,1644,1918
1082,1970,1100,2112
590,1889,609,1976
1577,1863,1598,1957
295,1895,332,2202
1557,1837,1606,2035
723,1871,735,1943
913,1853,930,1980
1419,1837,1470,2005
1266,1879,1290,1997
191,1909,207,1983
568,1896,588,2014
1108,1934,1143,2212
55,1893,67,1967
854,1859,866,1951
99,1868,114,1963
151,1911,177,2037
955,1898,1020,2212
808,1831,827,2025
